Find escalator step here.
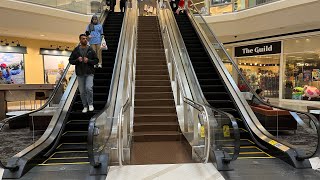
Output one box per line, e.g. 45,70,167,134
44,157,88,164
65,120,89,131
56,143,87,151
60,131,88,143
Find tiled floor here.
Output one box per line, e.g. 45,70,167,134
106,163,224,180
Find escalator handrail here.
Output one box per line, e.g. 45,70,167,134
187,0,320,159
118,22,137,166
163,1,240,162
88,6,129,167
0,63,71,132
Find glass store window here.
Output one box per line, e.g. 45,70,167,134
235,41,281,98
237,55,280,98
43,55,74,86
283,36,320,100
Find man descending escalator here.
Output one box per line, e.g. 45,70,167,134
69,34,99,113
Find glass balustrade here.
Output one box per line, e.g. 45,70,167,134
15,0,106,14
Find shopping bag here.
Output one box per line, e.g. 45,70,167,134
100,38,108,50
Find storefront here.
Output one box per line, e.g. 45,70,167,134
40,48,74,85
0,45,26,84
228,34,320,102
234,41,281,98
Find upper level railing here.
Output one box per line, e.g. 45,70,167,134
186,0,280,15
15,0,106,14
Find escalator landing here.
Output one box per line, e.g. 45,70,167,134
221,158,320,180
19,164,106,180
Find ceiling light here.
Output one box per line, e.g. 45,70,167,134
40,34,45,37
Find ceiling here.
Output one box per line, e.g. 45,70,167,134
203,0,320,43
0,0,320,44
0,0,91,43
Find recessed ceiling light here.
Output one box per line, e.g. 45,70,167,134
40,34,45,37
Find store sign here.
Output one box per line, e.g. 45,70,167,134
235,41,281,57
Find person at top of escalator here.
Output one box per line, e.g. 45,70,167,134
170,0,180,13
69,34,99,113
252,88,270,105
86,14,104,68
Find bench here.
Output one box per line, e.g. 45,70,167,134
250,105,297,131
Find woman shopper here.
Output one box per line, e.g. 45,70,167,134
86,14,104,68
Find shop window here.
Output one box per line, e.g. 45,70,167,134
0,52,25,84
43,55,75,89
283,52,320,100
237,55,280,98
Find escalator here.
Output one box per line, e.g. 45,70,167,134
174,13,270,159
2,12,124,179
173,9,320,180
39,12,124,166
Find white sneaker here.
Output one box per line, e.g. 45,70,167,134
98,64,102,68
89,105,94,111
82,107,88,113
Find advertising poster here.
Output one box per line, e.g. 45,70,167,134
0,52,25,84
43,55,74,84
312,69,320,81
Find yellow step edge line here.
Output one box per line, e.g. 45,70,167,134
224,146,274,158
54,151,88,154
227,128,248,132
42,154,55,164
224,146,260,149
216,139,254,144
62,131,88,136
253,146,274,157
56,142,87,149
39,162,90,166
49,157,88,160
238,156,275,159
229,152,266,155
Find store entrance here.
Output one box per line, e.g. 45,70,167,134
237,54,280,98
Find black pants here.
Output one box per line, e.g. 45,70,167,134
120,2,126,12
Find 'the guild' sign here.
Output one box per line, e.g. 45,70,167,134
235,41,281,57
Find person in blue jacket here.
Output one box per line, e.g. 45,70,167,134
0,63,21,84
86,15,104,68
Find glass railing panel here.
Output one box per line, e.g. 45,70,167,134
16,0,105,14
211,109,240,161
209,0,280,15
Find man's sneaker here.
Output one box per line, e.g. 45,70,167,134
89,105,94,111
82,107,88,113
98,64,102,68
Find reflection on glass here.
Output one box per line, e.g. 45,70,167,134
237,55,280,98
284,52,320,101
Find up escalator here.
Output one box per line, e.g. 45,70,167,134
174,13,271,159
173,9,320,179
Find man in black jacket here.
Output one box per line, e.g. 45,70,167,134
69,34,99,113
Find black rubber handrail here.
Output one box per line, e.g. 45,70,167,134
88,4,130,167
188,0,320,160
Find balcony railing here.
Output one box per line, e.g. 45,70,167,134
15,0,106,14
191,0,280,15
